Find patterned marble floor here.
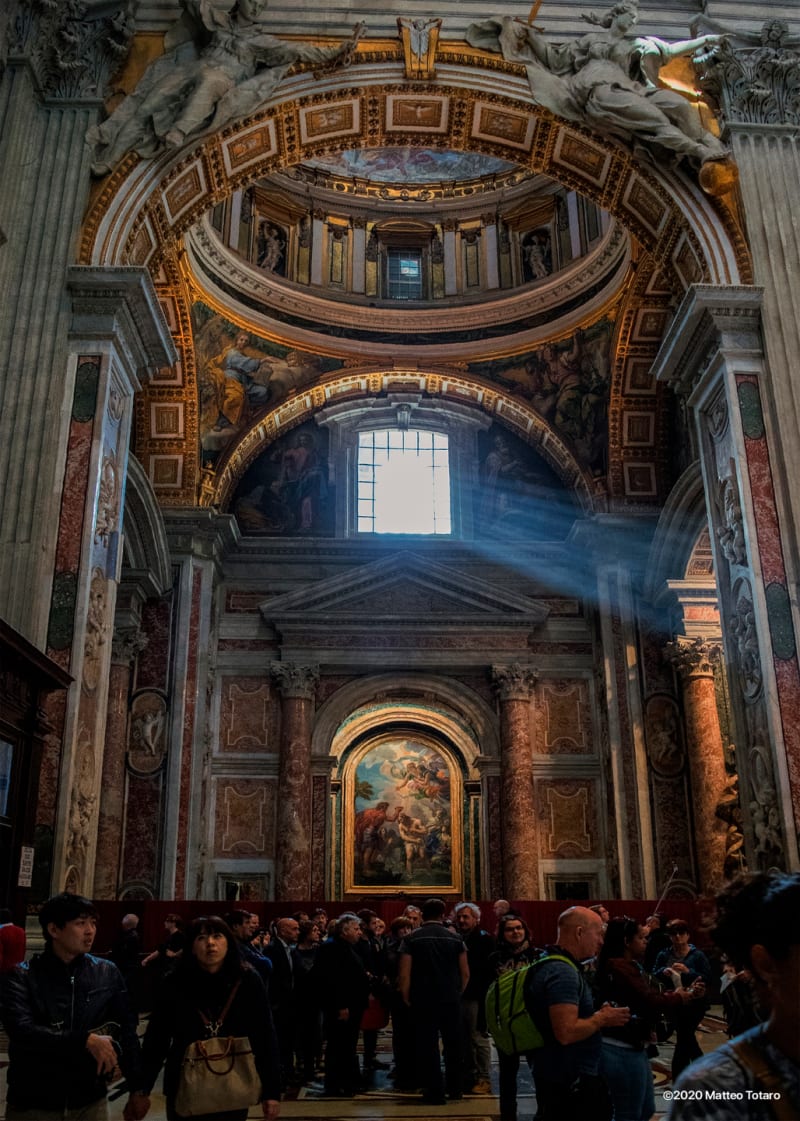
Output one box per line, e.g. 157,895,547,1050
0,1011,729,1120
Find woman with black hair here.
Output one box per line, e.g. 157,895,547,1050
595,916,703,1121
488,913,543,1121
140,915,281,1120
668,872,800,1120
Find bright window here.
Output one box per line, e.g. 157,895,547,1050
357,429,451,534
387,248,423,300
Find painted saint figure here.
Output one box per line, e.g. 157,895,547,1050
355,801,402,873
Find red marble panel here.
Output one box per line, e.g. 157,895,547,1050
219,677,276,753
213,779,276,857
55,422,93,573
136,597,173,691
485,774,503,900
607,587,643,895
650,774,694,884
174,568,202,897
311,774,328,899
315,675,357,705
36,691,68,829
121,773,163,888
225,591,268,613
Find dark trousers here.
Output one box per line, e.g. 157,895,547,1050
671,1004,705,1079
323,1010,361,1094
390,994,416,1089
498,1049,534,1121
412,999,463,1101
534,1072,612,1121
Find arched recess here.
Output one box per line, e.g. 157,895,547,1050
121,454,173,596
79,57,750,507
209,367,595,514
315,673,498,898
644,462,712,604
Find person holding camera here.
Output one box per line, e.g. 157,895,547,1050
595,917,706,1121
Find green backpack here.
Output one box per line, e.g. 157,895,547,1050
485,953,579,1055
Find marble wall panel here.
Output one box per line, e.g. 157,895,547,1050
136,596,173,692
120,772,163,890
218,676,276,753
174,568,202,897
212,779,276,858
533,679,591,754
536,779,599,859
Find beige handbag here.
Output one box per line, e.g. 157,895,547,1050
174,982,261,1117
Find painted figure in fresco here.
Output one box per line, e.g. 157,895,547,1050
209,330,272,432
355,801,402,873
466,0,727,168
269,430,327,533
480,431,548,534
88,0,365,174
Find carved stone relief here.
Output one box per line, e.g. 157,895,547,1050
128,691,168,774
716,467,747,567
83,567,109,693
66,726,96,887
645,694,685,777
744,704,785,868
729,578,763,701
715,774,746,878
94,451,120,546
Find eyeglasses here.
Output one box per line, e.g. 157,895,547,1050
504,924,524,932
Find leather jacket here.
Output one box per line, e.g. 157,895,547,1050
2,947,143,1110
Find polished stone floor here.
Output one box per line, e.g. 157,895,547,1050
1,1011,729,1120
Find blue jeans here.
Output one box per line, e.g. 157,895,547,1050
600,1039,655,1121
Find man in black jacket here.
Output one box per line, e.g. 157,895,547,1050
311,912,370,1097
454,901,496,1094
2,891,148,1120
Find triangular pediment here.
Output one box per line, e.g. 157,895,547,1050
260,552,549,629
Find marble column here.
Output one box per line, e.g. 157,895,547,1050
351,217,367,294
491,664,539,899
310,209,326,286
94,626,147,899
443,219,458,296
665,638,728,895
270,662,320,901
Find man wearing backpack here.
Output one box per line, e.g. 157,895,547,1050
523,906,631,1121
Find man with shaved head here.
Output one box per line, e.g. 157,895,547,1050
523,906,631,1120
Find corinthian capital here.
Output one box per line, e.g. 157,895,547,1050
11,0,135,102
270,662,320,700
110,626,148,667
491,663,538,701
665,637,721,679
699,22,800,127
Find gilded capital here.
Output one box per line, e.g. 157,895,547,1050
270,662,320,700
491,663,538,701
665,637,720,678
699,22,800,127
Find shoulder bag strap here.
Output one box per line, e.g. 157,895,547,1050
197,979,242,1037
731,1038,800,1121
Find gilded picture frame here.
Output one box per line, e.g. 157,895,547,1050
343,730,463,895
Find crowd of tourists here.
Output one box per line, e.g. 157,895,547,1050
0,873,797,1120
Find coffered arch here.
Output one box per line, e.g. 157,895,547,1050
80,53,750,509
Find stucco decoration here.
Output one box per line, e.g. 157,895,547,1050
466,0,731,176
87,0,365,174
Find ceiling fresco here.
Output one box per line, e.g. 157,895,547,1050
301,147,518,184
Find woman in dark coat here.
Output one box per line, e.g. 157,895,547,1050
310,912,370,1097
140,915,280,1120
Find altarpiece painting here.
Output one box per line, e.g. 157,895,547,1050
343,733,463,894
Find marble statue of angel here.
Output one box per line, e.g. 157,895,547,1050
467,0,728,167
88,0,366,174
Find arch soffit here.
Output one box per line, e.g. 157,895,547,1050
81,61,745,287
644,461,712,601
121,453,173,595
313,672,499,774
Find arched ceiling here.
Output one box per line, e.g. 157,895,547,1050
81,45,750,514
